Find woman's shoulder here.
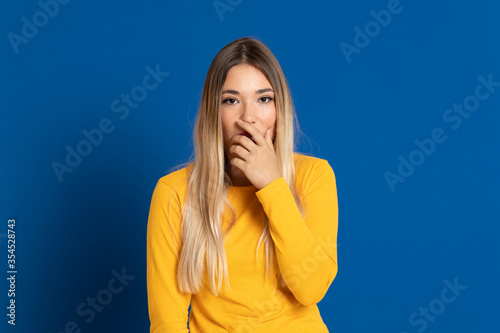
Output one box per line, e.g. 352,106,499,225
293,153,333,173
293,153,336,187
156,163,193,194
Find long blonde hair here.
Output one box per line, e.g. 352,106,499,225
177,37,304,295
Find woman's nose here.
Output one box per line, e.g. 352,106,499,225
240,102,257,123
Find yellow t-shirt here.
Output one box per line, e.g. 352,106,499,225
147,153,338,332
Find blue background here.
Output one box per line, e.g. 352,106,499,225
1,0,499,332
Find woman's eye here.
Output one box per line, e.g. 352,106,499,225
259,96,274,103
222,98,237,105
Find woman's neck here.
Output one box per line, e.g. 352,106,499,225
229,166,253,186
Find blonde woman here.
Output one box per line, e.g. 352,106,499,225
147,37,338,332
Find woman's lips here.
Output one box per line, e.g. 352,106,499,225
239,132,252,139
238,131,255,142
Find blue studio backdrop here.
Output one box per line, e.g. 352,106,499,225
1,0,499,332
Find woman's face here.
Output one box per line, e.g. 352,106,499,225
220,64,277,155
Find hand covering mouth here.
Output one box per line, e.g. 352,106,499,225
238,131,255,142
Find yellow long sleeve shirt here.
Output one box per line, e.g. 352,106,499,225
147,153,338,332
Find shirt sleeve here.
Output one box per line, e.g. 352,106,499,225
255,159,338,306
147,179,191,333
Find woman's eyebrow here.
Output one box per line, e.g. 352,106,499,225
256,88,273,94
221,89,239,95
221,88,274,95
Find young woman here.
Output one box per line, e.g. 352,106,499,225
147,37,338,332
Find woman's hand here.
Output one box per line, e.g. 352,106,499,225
229,119,282,190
